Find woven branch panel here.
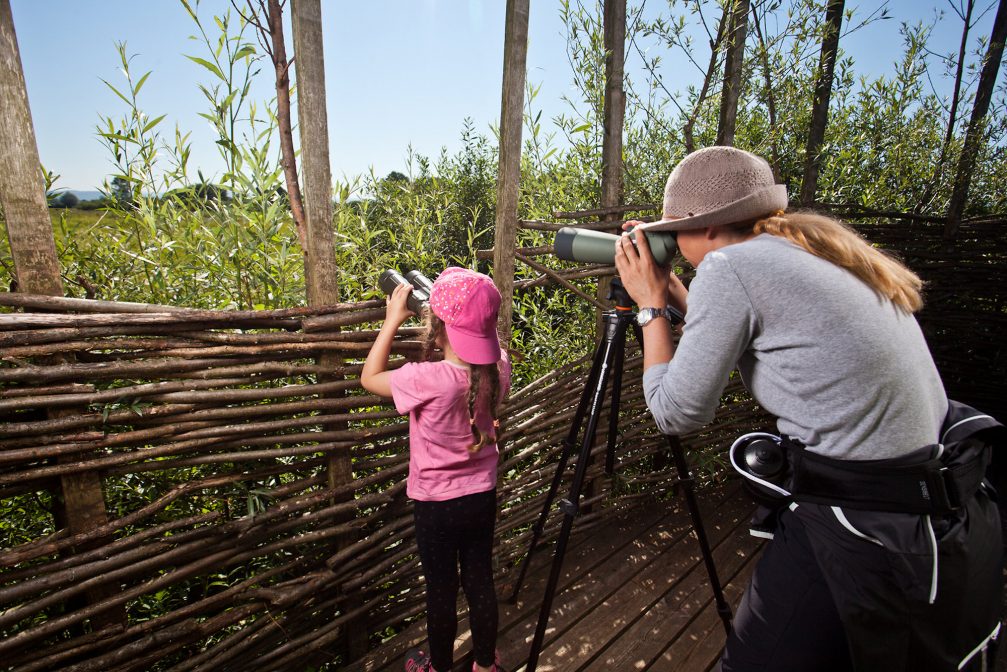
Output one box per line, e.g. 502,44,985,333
0,293,764,672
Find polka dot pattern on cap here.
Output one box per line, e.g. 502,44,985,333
428,267,502,365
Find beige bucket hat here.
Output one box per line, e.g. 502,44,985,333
638,146,789,232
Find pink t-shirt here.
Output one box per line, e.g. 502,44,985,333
390,351,511,502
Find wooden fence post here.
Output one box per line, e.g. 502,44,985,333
0,0,123,630
598,0,626,318
290,0,367,660
493,0,530,343
291,0,351,498
799,0,845,206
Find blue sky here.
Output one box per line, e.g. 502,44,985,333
10,0,997,192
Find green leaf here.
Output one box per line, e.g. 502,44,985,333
186,55,225,81
99,132,139,144
133,71,151,96
234,45,256,60
142,114,166,134
100,78,133,106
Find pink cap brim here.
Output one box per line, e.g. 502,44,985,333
445,324,501,365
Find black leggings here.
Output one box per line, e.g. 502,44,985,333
413,490,498,671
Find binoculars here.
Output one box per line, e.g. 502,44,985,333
553,226,678,266
379,269,435,315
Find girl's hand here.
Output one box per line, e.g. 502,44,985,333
614,230,671,308
385,283,415,326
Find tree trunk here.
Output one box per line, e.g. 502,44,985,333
601,0,626,216
684,7,727,153
750,2,781,182
492,0,530,342
290,0,361,657
799,0,845,206
916,0,973,213
716,0,750,146
945,0,1007,237
597,0,626,315
266,0,308,249
0,0,123,631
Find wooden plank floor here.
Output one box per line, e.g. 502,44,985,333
347,482,760,672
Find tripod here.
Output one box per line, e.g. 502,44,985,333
508,278,732,672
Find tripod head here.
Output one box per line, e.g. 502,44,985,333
607,277,636,311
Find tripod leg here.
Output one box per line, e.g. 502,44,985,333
524,314,624,672
630,320,732,634
605,318,629,475
507,335,609,604
668,435,733,634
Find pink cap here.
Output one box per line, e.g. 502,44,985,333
429,267,502,365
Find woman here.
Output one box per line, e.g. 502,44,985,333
613,146,1002,671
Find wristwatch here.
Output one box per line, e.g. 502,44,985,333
636,306,683,327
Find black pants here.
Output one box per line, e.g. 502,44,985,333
721,509,853,672
413,489,498,671
722,493,1003,672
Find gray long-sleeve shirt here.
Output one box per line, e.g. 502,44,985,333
642,234,948,460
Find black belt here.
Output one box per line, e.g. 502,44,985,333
786,436,989,515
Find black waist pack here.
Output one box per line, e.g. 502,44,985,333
731,401,1005,516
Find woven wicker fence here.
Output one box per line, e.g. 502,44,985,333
0,212,1000,671
0,287,763,672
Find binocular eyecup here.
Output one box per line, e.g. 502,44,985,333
379,269,434,315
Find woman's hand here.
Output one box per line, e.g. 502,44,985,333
614,230,671,308
385,283,415,326
667,271,688,316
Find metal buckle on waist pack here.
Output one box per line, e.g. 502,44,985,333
923,466,961,513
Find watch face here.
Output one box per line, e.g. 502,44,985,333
636,308,657,326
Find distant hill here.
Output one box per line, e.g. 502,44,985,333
69,190,104,201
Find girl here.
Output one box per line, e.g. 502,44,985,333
361,267,511,672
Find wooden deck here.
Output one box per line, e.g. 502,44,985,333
348,483,761,672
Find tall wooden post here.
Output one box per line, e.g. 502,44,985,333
601,0,626,215
596,0,626,324
492,0,530,341
0,0,123,630
291,0,349,489
0,0,60,296
291,0,339,310
800,0,845,206
290,0,353,495
946,0,1007,237
290,1,364,660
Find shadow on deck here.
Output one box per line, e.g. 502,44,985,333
348,482,760,672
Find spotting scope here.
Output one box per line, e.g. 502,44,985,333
379,269,435,315
553,227,678,266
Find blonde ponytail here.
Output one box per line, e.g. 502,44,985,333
752,211,924,313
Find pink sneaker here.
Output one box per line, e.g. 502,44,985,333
405,647,433,672
471,650,506,672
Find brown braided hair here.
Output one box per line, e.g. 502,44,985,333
422,311,503,453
